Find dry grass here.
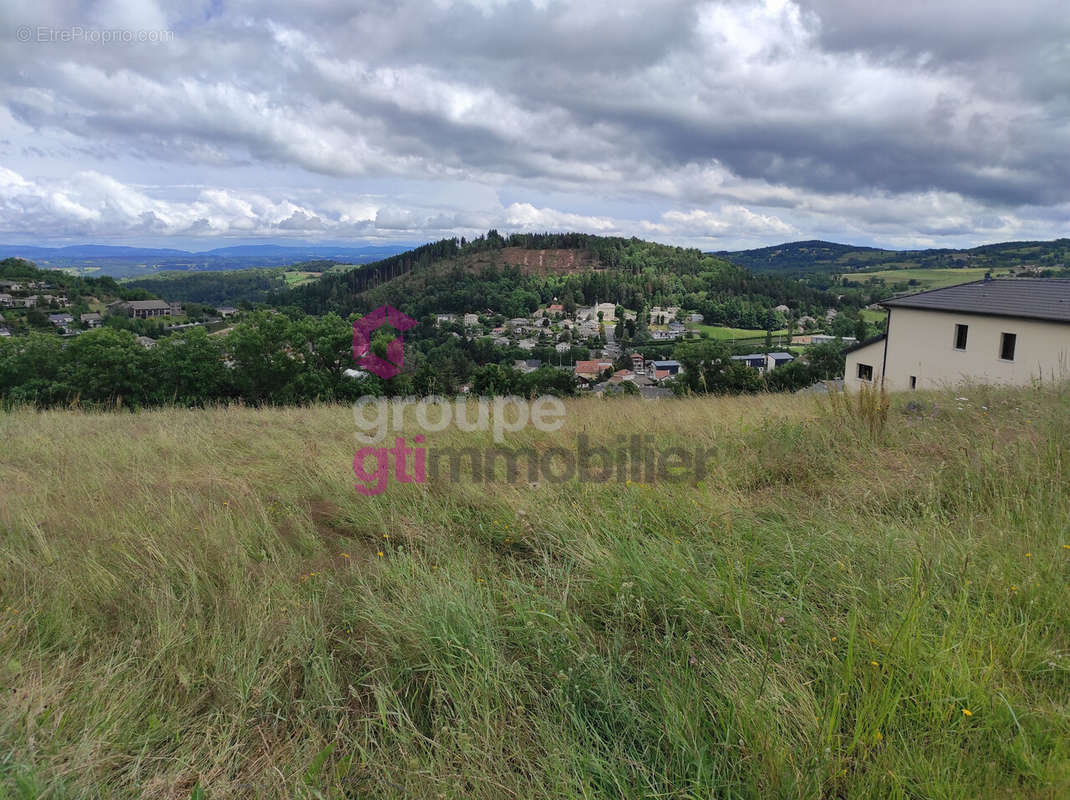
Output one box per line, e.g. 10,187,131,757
0,385,1068,798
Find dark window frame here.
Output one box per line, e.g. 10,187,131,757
856,363,873,382
1000,332,1017,362
954,323,968,351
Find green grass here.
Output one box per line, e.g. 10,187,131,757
686,324,790,340
860,309,886,324
282,271,320,287
0,386,1068,797
843,267,993,291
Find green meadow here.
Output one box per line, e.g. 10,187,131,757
0,385,1067,798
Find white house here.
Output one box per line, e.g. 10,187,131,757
845,278,1070,391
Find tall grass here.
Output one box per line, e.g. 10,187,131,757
0,385,1067,798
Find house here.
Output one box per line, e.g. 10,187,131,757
48,313,75,332
668,321,686,332
0,280,22,292
631,353,645,373
463,313,479,327
609,369,636,383
547,303,564,315
651,329,683,340
217,306,238,318
648,360,681,381
0,294,11,308
120,299,173,318
517,338,537,351
513,359,542,373
435,313,458,325
80,312,103,328
12,296,35,308
795,334,856,346
648,305,680,324
0,326,11,337
554,342,571,353
731,354,768,372
844,278,1070,391
775,304,791,314
688,313,704,323
493,337,510,347
575,359,614,381
765,352,795,370
135,335,157,348
594,302,616,322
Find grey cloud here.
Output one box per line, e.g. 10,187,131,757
0,0,1067,248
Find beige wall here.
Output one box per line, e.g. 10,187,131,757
844,338,886,390
846,307,1070,391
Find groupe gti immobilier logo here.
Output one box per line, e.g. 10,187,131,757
352,305,417,379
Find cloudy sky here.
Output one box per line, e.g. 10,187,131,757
1,0,1067,250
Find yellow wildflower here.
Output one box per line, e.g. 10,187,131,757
377,551,384,558
962,708,972,717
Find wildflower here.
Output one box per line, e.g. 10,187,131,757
1010,585,1017,592
339,552,350,559
1064,545,1070,550
870,660,880,667
377,551,384,558
777,616,785,624
382,534,389,539
831,636,837,642
961,708,972,717
1025,552,1032,558
874,731,883,741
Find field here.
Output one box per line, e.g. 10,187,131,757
282,271,321,287
686,324,790,340
843,267,993,291
1,386,1069,797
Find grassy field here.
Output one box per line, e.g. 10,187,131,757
843,268,993,291
282,271,321,287
1,386,1068,798
686,324,791,340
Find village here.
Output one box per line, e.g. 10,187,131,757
432,298,859,396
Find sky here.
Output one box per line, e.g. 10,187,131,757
0,0,1068,251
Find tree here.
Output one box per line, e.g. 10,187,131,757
806,341,847,380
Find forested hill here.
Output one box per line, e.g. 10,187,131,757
718,238,1070,275
281,231,849,328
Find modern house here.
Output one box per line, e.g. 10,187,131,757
81,312,103,328
845,278,1070,391
731,354,769,372
0,294,11,307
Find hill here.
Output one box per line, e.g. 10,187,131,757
285,232,850,329
1,385,1067,796
718,238,1070,276
0,243,412,278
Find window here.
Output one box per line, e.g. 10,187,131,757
856,363,873,382
1000,332,1017,361
954,324,968,350
909,375,917,390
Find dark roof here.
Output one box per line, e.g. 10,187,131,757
844,334,886,354
882,278,1070,323
124,299,171,310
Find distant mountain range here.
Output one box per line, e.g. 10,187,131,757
716,238,1070,274
0,243,414,277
